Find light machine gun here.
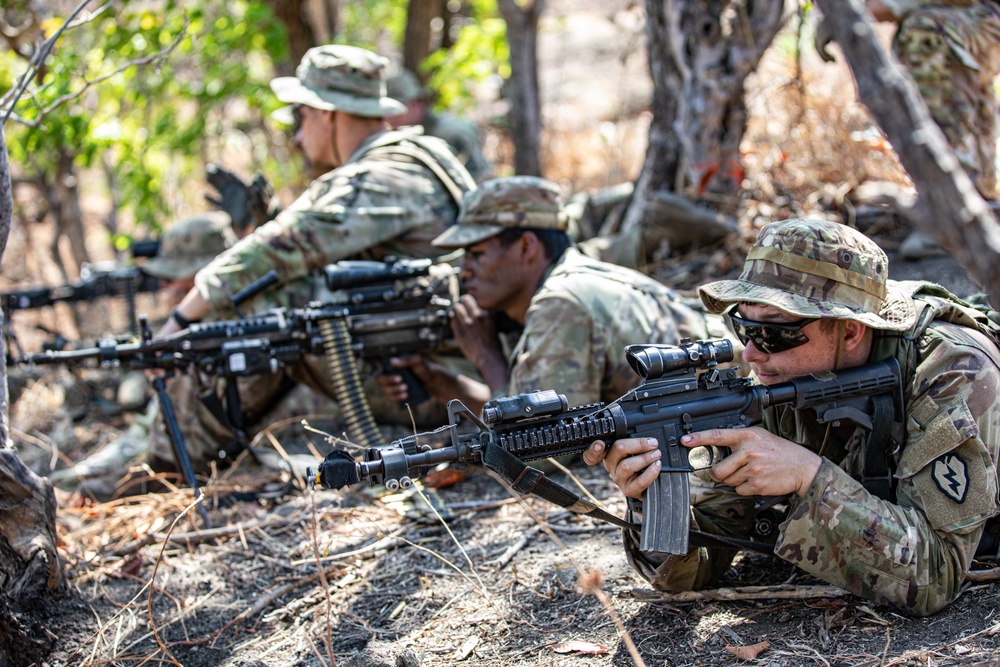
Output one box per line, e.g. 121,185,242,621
2,259,162,359
18,257,456,525
311,339,903,558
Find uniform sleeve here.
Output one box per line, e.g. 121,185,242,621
195,163,446,311
776,338,1000,616
505,295,604,407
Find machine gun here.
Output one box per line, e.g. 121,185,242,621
18,257,456,525
310,338,903,558
2,260,163,359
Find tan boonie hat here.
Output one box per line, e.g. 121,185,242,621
270,44,406,122
432,176,569,250
142,211,236,281
386,69,426,103
698,218,916,331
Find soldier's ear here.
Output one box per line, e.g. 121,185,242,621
518,231,543,262
842,319,869,352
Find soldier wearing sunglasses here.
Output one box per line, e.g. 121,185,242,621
585,218,1000,616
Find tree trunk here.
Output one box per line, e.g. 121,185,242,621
403,0,446,76
498,0,543,176
49,149,88,280
264,0,328,76
814,0,1000,307
621,1,784,238
0,120,64,648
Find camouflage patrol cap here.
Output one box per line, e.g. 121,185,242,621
698,219,916,331
270,44,406,121
141,211,236,281
432,176,569,250
386,69,427,103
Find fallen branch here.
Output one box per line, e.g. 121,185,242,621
623,584,849,603
965,567,1000,583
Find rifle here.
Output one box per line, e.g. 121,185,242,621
310,338,903,558
18,257,457,524
2,261,162,359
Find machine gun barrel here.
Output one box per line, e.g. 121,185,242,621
312,339,903,558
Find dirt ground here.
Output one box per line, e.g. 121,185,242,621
5,2,1000,667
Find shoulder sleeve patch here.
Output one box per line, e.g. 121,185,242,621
930,453,969,504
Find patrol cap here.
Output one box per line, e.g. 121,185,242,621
270,44,406,123
698,218,915,331
386,69,427,103
432,176,569,250
142,211,236,281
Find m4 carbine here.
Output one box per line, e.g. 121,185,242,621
311,338,903,558
19,257,457,525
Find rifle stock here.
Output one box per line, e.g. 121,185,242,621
311,339,903,557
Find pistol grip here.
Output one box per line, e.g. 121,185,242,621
382,359,430,405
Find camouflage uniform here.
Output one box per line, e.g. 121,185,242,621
504,248,721,407
386,69,493,183
883,0,1000,198
148,46,476,467
432,176,720,408
624,219,1000,616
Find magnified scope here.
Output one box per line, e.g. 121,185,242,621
625,339,734,380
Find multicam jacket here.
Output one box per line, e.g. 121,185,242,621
771,282,1000,615
194,127,474,314
503,248,714,408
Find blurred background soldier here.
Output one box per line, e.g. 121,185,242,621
52,212,237,495
386,69,493,183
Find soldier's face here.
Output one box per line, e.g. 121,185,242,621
738,303,840,385
459,236,525,314
293,105,337,171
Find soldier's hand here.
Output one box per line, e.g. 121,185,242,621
376,355,429,403
680,427,821,498
585,437,661,500
450,294,508,390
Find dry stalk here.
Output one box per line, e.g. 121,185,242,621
147,493,205,666
309,484,337,667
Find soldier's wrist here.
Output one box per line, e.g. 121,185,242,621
170,307,200,329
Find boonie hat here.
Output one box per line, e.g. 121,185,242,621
432,176,569,250
142,212,236,281
270,44,406,122
698,218,915,331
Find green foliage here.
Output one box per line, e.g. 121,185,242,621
0,1,287,239
422,0,508,114
338,0,408,51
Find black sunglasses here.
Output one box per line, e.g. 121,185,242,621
727,308,819,354
291,104,303,135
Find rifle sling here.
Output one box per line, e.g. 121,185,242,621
480,442,638,532
861,393,897,502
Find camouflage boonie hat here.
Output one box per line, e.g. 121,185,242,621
270,45,406,122
142,211,236,281
432,176,569,250
699,219,916,331
386,69,426,103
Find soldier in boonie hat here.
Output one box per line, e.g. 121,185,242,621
432,176,569,250
698,218,916,332
142,211,236,282
270,44,405,124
